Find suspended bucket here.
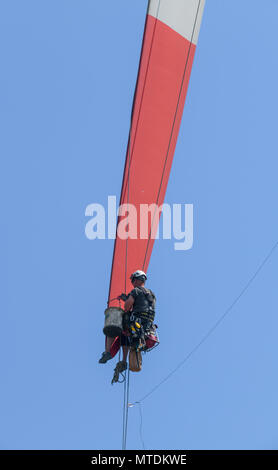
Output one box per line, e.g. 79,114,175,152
103,307,124,338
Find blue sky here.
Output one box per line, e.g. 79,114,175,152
0,0,277,450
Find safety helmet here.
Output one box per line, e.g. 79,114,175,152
130,270,147,283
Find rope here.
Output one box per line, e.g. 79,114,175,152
142,0,202,270
139,240,278,402
119,0,162,215
136,401,145,450
119,0,201,448
120,0,162,450
121,369,127,449
108,0,277,449
127,240,278,449
107,0,162,303
122,367,130,450
124,368,130,449
120,11,202,451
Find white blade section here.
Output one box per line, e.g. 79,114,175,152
148,0,206,44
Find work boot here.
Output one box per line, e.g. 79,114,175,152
111,361,127,384
98,351,112,364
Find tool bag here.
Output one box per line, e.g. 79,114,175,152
129,349,142,372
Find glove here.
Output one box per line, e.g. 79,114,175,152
117,293,128,301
